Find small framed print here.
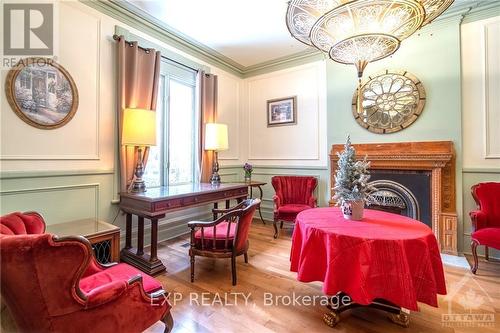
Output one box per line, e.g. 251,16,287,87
267,96,297,127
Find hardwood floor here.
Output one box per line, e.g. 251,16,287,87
150,222,500,333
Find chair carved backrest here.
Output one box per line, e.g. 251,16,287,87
0,212,92,331
271,176,317,205
471,182,500,228
198,199,260,253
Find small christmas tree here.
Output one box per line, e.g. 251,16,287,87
333,136,376,205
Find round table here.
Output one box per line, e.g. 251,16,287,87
290,207,446,325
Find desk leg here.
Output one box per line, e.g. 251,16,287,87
137,217,144,256
257,185,265,224
150,218,158,262
120,214,167,276
125,213,132,249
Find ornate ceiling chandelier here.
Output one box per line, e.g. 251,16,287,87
286,0,454,79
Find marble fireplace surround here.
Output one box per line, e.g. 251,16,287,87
330,141,457,254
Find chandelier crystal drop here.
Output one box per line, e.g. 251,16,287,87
286,0,454,78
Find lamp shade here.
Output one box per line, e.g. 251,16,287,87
204,123,228,151
122,108,156,146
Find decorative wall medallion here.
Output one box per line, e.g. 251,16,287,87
352,70,425,134
5,57,79,129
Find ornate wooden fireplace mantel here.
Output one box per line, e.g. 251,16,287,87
330,141,457,254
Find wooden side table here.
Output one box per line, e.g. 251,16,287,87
46,219,120,263
237,181,267,224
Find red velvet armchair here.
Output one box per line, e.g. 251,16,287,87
470,182,500,274
271,176,318,238
0,212,173,333
188,199,260,285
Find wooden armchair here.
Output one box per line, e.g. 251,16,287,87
188,199,260,285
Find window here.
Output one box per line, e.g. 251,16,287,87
143,59,197,187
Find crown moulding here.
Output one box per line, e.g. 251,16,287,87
80,0,499,78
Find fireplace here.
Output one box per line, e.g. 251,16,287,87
330,141,457,254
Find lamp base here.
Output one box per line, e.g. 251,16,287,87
210,151,221,186
130,179,146,193
210,173,221,186
128,146,147,193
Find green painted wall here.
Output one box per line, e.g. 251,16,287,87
326,18,465,250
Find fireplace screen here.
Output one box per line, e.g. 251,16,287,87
369,180,420,220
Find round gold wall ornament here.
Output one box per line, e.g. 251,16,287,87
5,57,79,130
352,70,426,134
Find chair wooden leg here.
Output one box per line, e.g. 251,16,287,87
190,254,195,282
162,312,174,333
280,221,283,229
273,219,279,239
244,251,248,263
471,240,479,274
231,255,237,286
485,246,489,261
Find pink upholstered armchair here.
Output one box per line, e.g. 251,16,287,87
0,212,173,333
272,176,318,238
470,182,500,274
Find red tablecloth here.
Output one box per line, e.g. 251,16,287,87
290,207,446,311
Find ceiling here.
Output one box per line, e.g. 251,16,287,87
124,0,309,68
123,0,481,70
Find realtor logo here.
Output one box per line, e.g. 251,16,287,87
3,3,53,55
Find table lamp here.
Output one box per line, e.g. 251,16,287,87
122,108,156,193
204,123,228,185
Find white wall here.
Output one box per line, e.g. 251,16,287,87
219,61,328,168
0,0,243,242
0,1,114,172
462,16,500,168
461,16,500,259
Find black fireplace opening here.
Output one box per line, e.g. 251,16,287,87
367,170,432,228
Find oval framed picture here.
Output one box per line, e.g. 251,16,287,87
5,57,79,130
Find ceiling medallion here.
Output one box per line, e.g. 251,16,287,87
286,0,454,79
352,70,426,133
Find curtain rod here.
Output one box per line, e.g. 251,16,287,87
112,34,201,73
113,34,155,54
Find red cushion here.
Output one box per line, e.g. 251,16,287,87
194,221,236,250
471,228,500,249
79,263,162,294
278,204,312,215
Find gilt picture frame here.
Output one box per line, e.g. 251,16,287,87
267,96,297,127
5,57,79,130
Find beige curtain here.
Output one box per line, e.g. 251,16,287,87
117,37,161,192
197,71,218,183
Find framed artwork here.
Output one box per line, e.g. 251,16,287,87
267,96,297,127
5,57,79,129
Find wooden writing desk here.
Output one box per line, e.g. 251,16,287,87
119,183,248,275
